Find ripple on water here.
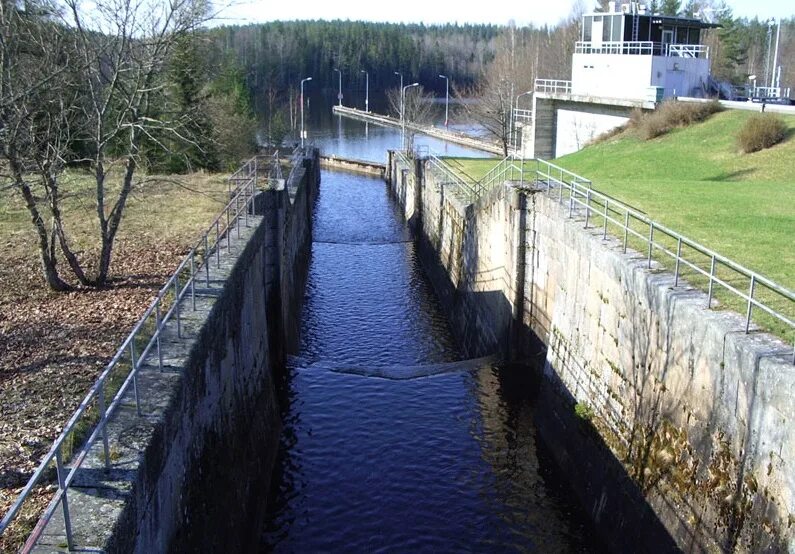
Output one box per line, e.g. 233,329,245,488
261,171,600,552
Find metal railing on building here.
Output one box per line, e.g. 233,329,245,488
534,79,572,95
575,41,709,59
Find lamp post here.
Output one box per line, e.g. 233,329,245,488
394,71,403,93
438,74,449,127
401,82,419,150
771,18,781,90
360,70,369,112
333,68,342,106
394,72,403,122
512,90,532,151
300,77,312,148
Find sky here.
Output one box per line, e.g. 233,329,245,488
211,0,793,28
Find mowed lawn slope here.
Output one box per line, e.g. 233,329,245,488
450,110,794,289
555,110,795,289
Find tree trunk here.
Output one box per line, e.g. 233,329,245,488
9,156,71,291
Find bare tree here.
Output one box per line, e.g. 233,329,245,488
1,0,211,290
0,0,84,290
385,85,435,150
62,0,210,285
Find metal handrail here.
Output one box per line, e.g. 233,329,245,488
0,154,271,550
668,44,709,59
575,41,709,59
426,153,479,202
418,155,794,358
532,159,795,358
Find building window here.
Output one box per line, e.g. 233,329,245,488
583,16,592,41
612,15,622,41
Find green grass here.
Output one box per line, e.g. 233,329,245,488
446,110,795,341
553,110,795,290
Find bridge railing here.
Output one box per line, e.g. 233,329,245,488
0,154,274,551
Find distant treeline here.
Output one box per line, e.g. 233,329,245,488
204,20,505,108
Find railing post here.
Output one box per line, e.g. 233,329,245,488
55,445,75,551
204,234,210,287
707,255,716,308
174,277,182,339
216,221,221,267
155,301,163,371
244,182,250,227
130,341,141,417
568,183,575,218
647,224,655,268
97,383,111,469
603,199,609,239
584,188,591,228
236,194,241,239
558,173,564,203
674,237,682,286
226,207,231,249
190,250,196,311
745,275,756,333
623,211,629,253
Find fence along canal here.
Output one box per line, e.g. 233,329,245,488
426,151,794,353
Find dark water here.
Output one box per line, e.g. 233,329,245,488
260,170,601,552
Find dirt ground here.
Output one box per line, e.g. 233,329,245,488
0,172,231,551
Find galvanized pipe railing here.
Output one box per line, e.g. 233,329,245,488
534,162,794,359
426,154,794,358
0,152,277,550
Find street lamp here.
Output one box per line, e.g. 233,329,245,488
512,90,532,151
439,74,449,127
394,71,403,93
300,76,312,148
360,70,369,112
333,68,342,106
401,82,419,150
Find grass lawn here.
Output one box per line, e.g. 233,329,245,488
447,110,795,290
445,110,794,341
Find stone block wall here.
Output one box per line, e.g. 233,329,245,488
387,151,795,552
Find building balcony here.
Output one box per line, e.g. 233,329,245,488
575,41,709,59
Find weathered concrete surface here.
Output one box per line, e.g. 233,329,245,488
320,155,385,177
33,150,319,553
387,151,795,552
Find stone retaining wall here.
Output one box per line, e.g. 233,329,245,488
387,150,795,552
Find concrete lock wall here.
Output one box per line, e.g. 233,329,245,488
35,151,319,553
387,151,795,552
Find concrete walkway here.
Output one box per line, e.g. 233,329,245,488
331,105,504,156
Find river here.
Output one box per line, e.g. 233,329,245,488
260,95,603,552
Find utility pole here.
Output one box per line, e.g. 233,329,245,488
771,18,781,90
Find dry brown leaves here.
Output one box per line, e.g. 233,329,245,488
0,237,208,552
